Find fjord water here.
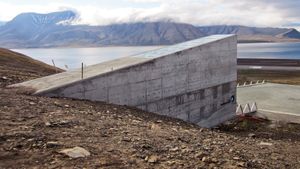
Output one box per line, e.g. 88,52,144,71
238,42,300,59
13,46,162,69
12,42,300,69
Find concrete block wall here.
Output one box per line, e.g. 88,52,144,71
43,35,237,128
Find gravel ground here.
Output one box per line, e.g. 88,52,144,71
1,86,300,169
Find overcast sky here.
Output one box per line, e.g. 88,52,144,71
0,0,299,29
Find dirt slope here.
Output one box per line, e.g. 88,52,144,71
0,48,63,87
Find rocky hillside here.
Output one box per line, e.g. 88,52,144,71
96,22,205,45
0,11,77,48
0,48,62,86
198,25,288,36
277,29,300,39
199,25,300,42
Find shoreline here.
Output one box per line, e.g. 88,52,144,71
237,58,300,67
9,40,300,50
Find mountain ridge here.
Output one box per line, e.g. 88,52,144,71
276,28,300,39
0,11,300,48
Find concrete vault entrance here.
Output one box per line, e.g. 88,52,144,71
12,35,237,128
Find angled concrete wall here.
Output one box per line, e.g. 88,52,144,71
14,35,237,128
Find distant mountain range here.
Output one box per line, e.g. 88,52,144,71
198,25,300,43
0,11,300,48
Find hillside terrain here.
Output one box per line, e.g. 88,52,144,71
199,25,300,43
277,29,300,39
0,11,300,48
1,50,300,168
0,48,63,87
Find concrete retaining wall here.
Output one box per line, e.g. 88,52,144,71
39,35,237,128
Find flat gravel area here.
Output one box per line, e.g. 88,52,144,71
238,83,300,115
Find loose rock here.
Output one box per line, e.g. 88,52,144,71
59,146,90,158
46,141,61,148
1,76,8,80
29,102,36,105
146,155,158,163
237,161,246,167
45,122,51,127
248,133,256,138
169,147,179,152
259,142,273,146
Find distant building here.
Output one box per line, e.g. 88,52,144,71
13,35,237,128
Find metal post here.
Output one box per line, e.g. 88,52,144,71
81,62,83,79
52,59,57,73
